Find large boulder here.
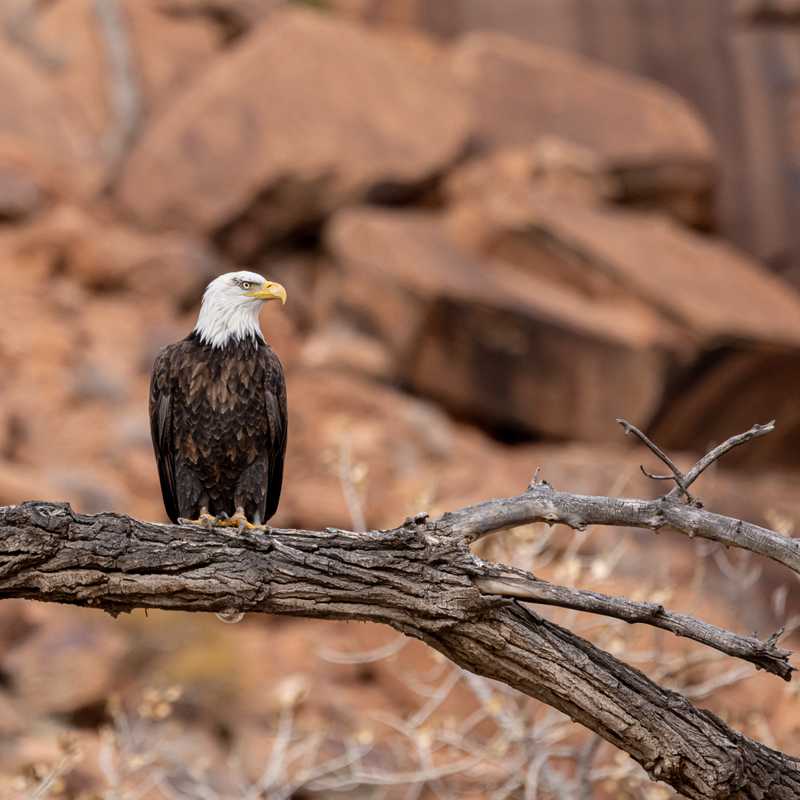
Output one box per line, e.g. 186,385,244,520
447,33,715,230
0,41,92,199
449,33,712,167
14,205,220,301
326,207,685,442
444,141,617,211
37,0,219,188
448,187,800,465
336,0,800,284
0,0,218,197
443,138,711,234
116,9,471,259
451,188,800,346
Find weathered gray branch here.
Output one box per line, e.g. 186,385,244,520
0,494,799,799
475,571,792,679
446,486,800,574
619,419,776,501
666,421,776,498
1,422,799,798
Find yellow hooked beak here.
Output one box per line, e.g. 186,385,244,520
247,281,287,305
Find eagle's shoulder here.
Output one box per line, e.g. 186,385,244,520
151,336,206,384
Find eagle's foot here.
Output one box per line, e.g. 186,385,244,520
178,512,220,528
216,508,265,532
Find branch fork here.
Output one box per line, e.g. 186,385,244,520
617,417,776,507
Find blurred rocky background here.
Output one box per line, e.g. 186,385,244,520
1,0,800,797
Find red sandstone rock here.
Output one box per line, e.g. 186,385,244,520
116,9,471,258
0,41,91,197
38,0,219,188
338,0,800,282
447,33,715,229
451,189,800,347
327,207,685,441
447,187,800,465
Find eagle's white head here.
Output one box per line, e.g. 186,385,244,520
194,270,287,348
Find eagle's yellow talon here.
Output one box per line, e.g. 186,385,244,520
216,509,262,531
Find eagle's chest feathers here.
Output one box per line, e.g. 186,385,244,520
175,340,268,468
188,358,249,412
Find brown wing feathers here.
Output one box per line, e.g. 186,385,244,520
149,348,180,523
264,363,287,522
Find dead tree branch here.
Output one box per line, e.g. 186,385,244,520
617,418,776,503
1,422,800,798
474,572,792,679
445,483,800,573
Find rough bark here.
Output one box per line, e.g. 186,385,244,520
1,490,799,799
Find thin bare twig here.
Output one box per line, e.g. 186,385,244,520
678,665,756,700
252,704,295,796
318,636,407,665
616,418,692,499
293,742,374,795
575,736,602,800
312,757,484,790
337,431,367,533
666,420,776,498
27,755,74,800
407,668,463,729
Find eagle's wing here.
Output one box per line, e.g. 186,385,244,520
149,346,180,523
263,351,288,523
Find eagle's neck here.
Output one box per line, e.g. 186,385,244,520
193,296,265,349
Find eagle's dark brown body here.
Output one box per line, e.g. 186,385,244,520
149,331,287,524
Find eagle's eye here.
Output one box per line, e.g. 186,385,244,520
241,281,252,290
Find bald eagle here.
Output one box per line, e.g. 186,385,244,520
149,271,288,529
